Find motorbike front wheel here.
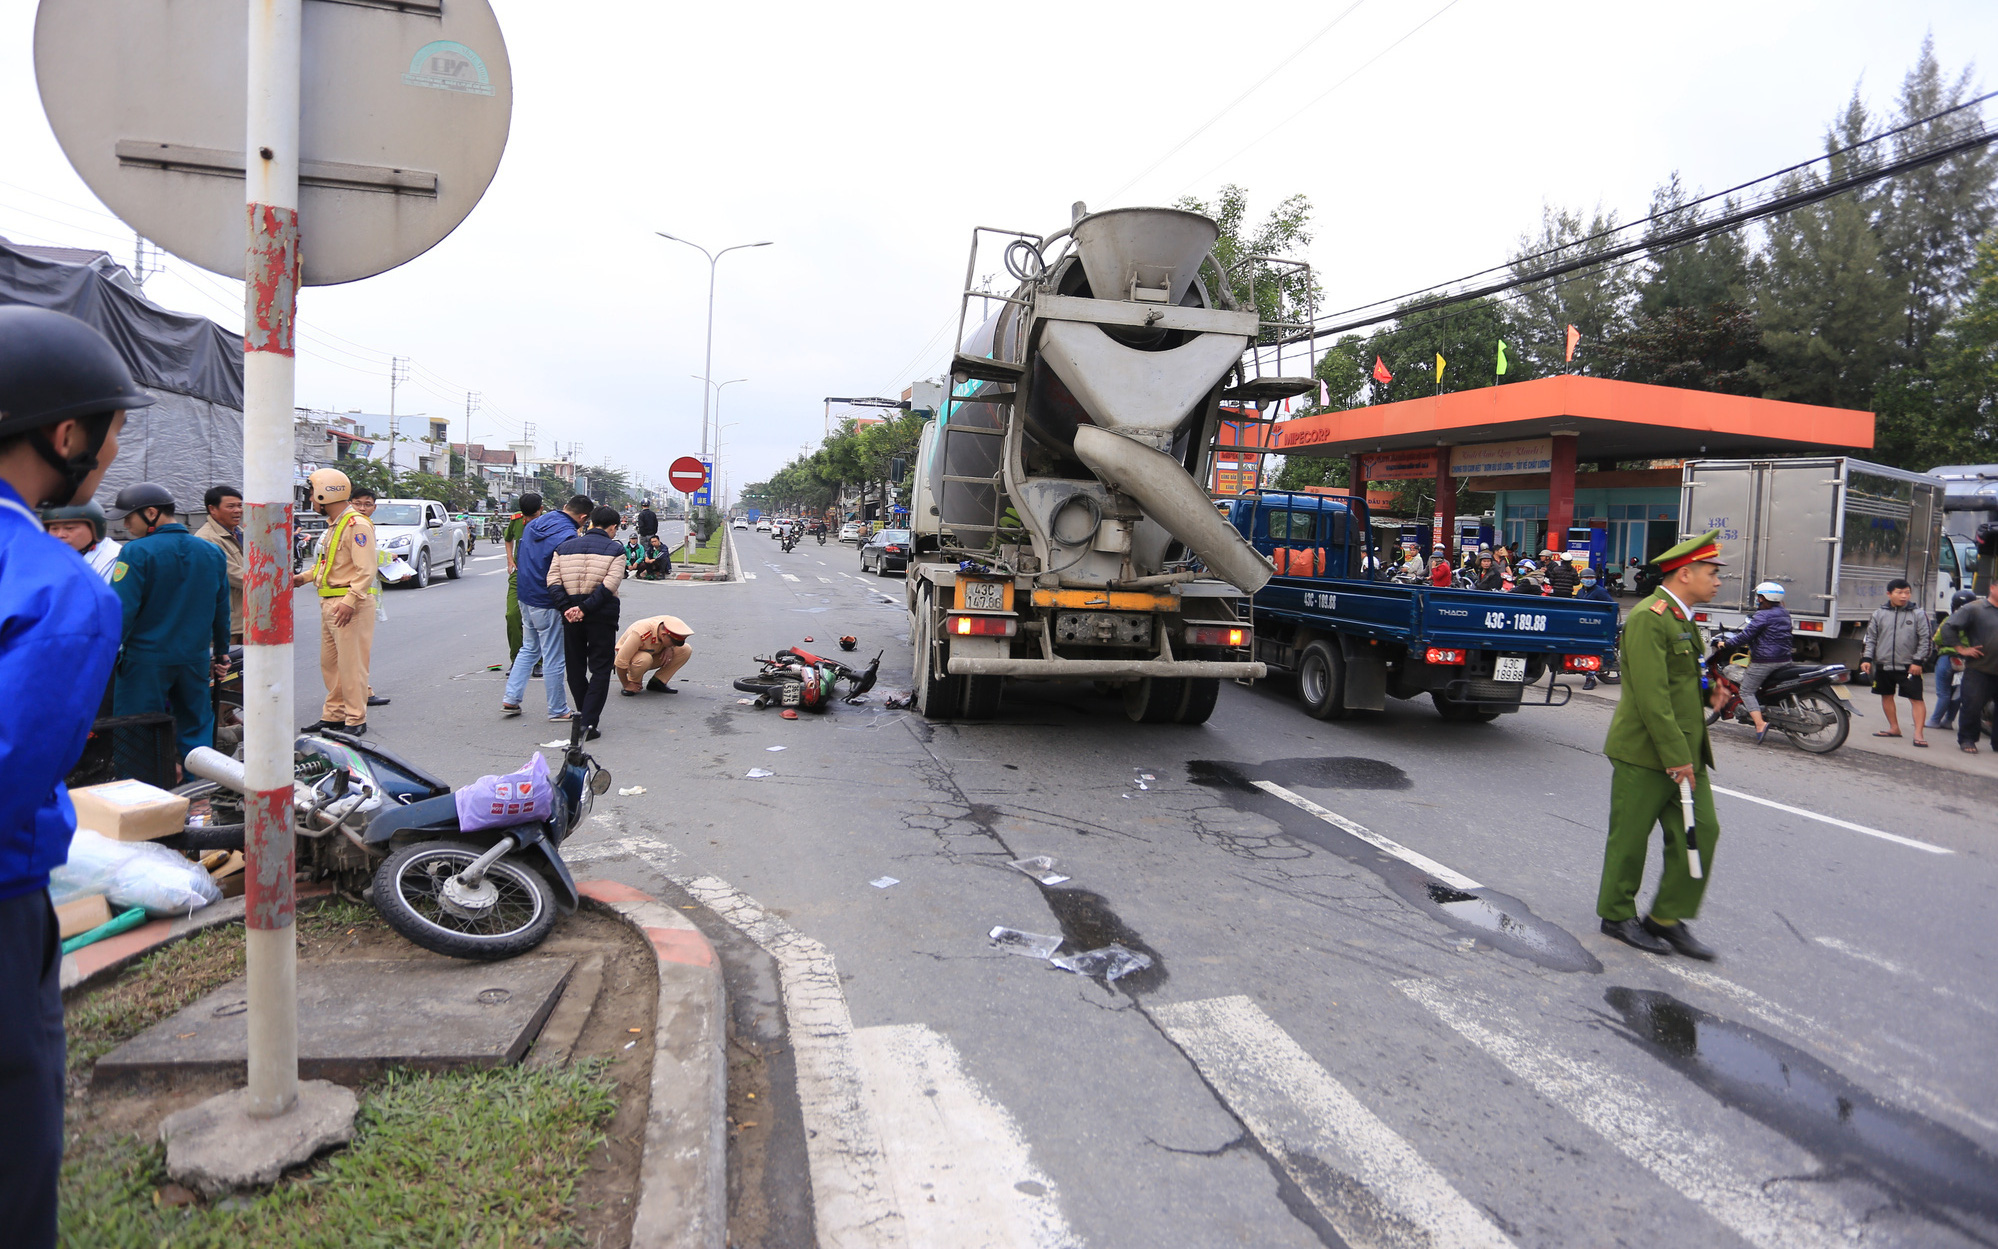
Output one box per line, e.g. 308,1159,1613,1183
373,841,558,960
1775,691,1851,755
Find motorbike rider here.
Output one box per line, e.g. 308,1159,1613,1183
1722,582,1794,743
41,498,120,580
615,613,694,695
1427,544,1452,587
1577,570,1617,689
1509,559,1546,595
291,468,378,735
1473,555,1504,591
107,482,233,763
0,305,148,1248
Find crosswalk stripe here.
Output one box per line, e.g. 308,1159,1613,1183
1251,780,1482,890
782,573,800,582
820,576,833,583
1152,995,1513,1249
1395,978,1857,1249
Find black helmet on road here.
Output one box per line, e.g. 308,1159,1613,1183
109,481,175,519
40,498,109,541
0,305,154,436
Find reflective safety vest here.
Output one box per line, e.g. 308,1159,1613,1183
314,509,368,598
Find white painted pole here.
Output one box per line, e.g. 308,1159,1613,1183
242,0,303,1119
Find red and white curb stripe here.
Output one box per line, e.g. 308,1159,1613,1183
578,879,726,1249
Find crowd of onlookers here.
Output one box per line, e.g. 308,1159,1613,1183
1379,540,1642,602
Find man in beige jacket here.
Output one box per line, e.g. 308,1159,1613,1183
616,614,694,695
194,485,245,643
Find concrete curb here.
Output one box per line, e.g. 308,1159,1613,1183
60,884,336,994
577,879,727,1249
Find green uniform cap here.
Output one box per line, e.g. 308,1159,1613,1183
1650,528,1726,572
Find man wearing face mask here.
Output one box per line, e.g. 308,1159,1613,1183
0,305,148,1249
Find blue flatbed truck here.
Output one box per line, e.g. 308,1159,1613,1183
1220,492,1620,721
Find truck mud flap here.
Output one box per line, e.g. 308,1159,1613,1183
1443,677,1573,709
1336,638,1387,711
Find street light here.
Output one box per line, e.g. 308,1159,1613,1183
657,232,771,457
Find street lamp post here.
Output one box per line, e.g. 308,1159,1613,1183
657,232,770,457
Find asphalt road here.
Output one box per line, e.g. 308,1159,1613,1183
317,527,1998,1249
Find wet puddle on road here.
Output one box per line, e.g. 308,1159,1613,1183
1606,987,1998,1224
1191,759,1599,974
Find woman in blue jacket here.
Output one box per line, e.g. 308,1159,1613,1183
1729,582,1793,743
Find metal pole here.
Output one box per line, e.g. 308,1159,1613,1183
700,255,715,458
242,0,302,1120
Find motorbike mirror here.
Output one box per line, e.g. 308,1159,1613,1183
590,767,613,795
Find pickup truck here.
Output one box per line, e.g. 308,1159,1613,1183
1220,492,1619,721
369,498,470,589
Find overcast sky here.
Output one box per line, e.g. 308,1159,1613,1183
2,0,1991,501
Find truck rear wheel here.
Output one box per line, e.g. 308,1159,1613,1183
912,586,963,719
1175,677,1220,725
962,675,1004,720
1297,641,1348,720
1123,677,1186,723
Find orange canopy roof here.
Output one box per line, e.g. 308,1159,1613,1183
1273,375,1873,460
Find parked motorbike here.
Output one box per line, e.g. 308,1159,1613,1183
733,644,881,710
1702,636,1854,754
178,719,610,959
816,530,826,546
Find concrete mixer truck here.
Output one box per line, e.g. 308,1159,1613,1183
904,203,1316,722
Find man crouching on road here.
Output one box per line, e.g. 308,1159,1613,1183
1597,529,1730,960
292,467,377,735
616,614,694,696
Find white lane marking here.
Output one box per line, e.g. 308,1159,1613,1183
742,572,757,580
817,560,828,566
839,571,855,579
1153,996,1511,1249
479,568,507,576
819,576,834,583
1708,785,1950,855
472,553,505,561
1396,978,1858,1249
782,573,801,582
854,1024,1081,1249
1814,935,1998,1019
1251,780,1482,891
1655,961,1997,1135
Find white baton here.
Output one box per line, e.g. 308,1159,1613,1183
1679,777,1702,879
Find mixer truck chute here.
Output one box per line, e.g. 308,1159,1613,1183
905,204,1316,722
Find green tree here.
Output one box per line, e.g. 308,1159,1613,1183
1173,185,1321,344
1638,173,1752,316
1507,203,1639,375
1599,301,1765,395
397,470,481,512
1755,161,1899,408
1359,296,1520,403
1874,232,1998,467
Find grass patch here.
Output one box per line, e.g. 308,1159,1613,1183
686,527,724,566
61,1062,620,1248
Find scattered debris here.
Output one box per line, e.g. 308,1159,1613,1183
882,690,913,709
1050,944,1152,982
616,786,647,797
736,698,758,705
745,768,774,779
1006,856,1070,886
539,740,568,748
870,876,899,889
765,745,786,752
988,926,1063,960
781,709,799,720
485,664,503,672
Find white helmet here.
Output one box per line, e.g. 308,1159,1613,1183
1754,581,1785,600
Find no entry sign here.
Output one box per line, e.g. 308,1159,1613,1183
669,456,709,494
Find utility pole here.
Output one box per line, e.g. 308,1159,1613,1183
462,391,480,493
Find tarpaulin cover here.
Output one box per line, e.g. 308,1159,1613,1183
0,238,246,512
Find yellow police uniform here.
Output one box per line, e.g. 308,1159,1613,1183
300,506,377,726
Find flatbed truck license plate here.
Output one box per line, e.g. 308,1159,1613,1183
1493,656,1527,682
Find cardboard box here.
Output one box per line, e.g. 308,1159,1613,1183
56,893,112,938
69,779,190,842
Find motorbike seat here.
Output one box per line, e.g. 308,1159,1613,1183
1764,662,1840,685
363,792,461,844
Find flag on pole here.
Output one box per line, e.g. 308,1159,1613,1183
1318,378,1329,406
1372,356,1393,384
1495,341,1509,376
1564,324,1580,363
1434,353,1446,385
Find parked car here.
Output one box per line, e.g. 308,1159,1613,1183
732,517,749,530
839,521,864,544
860,528,911,575
372,498,471,589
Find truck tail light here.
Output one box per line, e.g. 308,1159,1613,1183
1185,625,1250,648
949,614,1017,637
1693,612,1709,622
1564,654,1602,671
1797,620,1823,632
1424,648,1465,665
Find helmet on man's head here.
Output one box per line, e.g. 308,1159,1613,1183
41,499,108,541
109,482,174,519
0,306,155,506
308,467,351,508
1754,581,1786,601
1953,589,1979,611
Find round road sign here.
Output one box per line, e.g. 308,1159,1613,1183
668,457,710,494
35,0,511,285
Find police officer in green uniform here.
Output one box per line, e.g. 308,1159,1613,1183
1598,528,1728,959
106,482,232,763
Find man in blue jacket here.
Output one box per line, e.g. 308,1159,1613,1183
0,305,150,1248
106,482,231,762
503,493,590,719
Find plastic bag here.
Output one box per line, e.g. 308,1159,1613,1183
455,752,554,831
49,830,221,917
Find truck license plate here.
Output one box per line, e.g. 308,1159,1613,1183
962,581,1005,611
1493,657,1527,683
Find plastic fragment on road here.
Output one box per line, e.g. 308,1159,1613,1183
540,740,568,748
870,876,899,889
1006,856,1070,886
1050,943,1152,982
617,786,647,796
766,745,786,751
737,698,758,705
988,926,1063,959
745,768,774,779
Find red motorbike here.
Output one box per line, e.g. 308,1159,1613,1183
1701,634,1854,754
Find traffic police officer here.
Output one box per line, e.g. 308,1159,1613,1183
293,467,378,734
0,304,149,1248
107,482,232,762
1598,529,1728,959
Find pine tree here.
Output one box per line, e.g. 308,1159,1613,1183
1637,173,1752,316
1506,204,1638,376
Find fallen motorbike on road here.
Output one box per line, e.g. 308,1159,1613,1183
177,719,611,959
733,644,881,711
1702,637,1854,754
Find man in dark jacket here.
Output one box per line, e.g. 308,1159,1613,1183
1544,549,1580,597
1473,556,1504,591
636,501,658,541
0,305,146,1248
1937,582,1998,753
503,494,589,719
549,506,627,739
108,482,231,761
